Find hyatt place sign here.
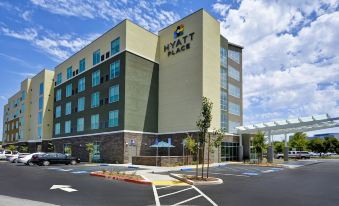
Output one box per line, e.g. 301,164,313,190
164,24,195,57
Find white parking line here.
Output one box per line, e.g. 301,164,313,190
152,184,161,206
158,187,193,198
192,185,218,206
184,170,249,177
172,194,202,206
157,185,173,190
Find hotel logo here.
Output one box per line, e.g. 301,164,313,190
174,24,184,39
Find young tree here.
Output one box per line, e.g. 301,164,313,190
64,146,72,155
19,145,28,153
307,138,324,155
253,131,266,163
289,132,308,151
323,137,338,153
185,134,198,178
86,143,94,163
273,141,284,153
47,142,55,152
206,129,224,178
196,97,213,179
7,145,17,152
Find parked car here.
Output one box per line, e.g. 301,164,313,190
17,152,45,165
276,151,311,159
0,150,14,160
8,153,30,163
30,153,80,166
5,151,19,161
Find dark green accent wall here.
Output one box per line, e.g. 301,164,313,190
124,51,159,132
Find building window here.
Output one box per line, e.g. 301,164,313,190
92,70,100,87
63,143,72,154
65,120,71,134
221,90,227,111
56,73,62,85
55,123,60,135
221,67,227,89
38,96,43,110
229,102,240,116
66,83,72,97
55,106,61,118
228,121,241,134
21,91,26,100
65,102,72,115
221,111,228,132
109,110,119,127
77,118,84,132
67,67,73,79
79,58,86,73
109,85,119,103
221,142,239,161
91,114,99,130
111,37,120,56
91,92,100,108
39,82,44,95
78,97,85,112
37,126,42,139
228,66,240,81
93,49,100,65
56,89,62,101
78,77,85,93
228,83,240,98
220,47,227,67
38,111,42,124
228,50,240,64
110,60,120,79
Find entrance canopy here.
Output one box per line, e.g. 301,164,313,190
150,141,175,148
236,114,339,135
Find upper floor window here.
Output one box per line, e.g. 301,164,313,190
109,85,119,103
56,89,62,101
21,91,26,100
221,67,227,89
78,77,85,93
221,111,228,132
77,118,84,132
220,47,227,67
228,83,240,98
91,114,99,130
228,66,240,81
55,123,60,135
38,96,43,110
39,83,44,95
78,97,85,112
228,50,240,64
66,83,72,97
67,67,73,79
109,110,119,127
110,60,120,79
79,58,86,73
92,70,100,87
229,121,241,134
228,102,240,116
56,73,62,85
91,92,100,108
38,111,43,124
55,105,61,118
111,37,120,56
221,90,227,111
65,120,71,134
93,49,100,65
65,102,72,115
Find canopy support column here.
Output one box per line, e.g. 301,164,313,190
238,134,243,161
284,133,289,161
267,131,274,163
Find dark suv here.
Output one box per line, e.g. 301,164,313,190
31,153,80,166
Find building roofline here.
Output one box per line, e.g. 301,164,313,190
54,19,158,70
228,42,244,49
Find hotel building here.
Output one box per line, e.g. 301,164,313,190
2,9,243,163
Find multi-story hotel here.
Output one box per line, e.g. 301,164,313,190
2,9,243,163
2,69,55,152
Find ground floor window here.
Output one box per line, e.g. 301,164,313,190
63,143,72,155
221,142,239,161
92,142,101,162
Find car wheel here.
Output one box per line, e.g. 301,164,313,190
28,161,34,166
42,161,50,166
70,160,77,165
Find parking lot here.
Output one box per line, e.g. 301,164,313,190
1,160,339,205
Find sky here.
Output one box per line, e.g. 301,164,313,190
0,0,338,141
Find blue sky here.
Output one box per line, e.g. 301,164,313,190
0,0,338,140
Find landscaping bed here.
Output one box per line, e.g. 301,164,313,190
170,173,223,185
90,170,151,185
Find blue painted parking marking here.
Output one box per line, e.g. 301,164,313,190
47,168,60,170
180,168,193,171
242,172,259,176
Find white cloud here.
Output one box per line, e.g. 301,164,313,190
213,0,339,124
0,96,7,101
0,26,100,61
22,11,33,21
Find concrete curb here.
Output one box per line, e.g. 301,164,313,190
170,173,223,185
90,172,151,185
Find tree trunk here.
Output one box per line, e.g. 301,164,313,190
196,142,199,179
89,153,92,163
207,134,211,178
201,133,205,179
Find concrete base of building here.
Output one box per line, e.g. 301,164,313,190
267,146,274,163
2,140,52,153
52,131,241,164
284,146,289,161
